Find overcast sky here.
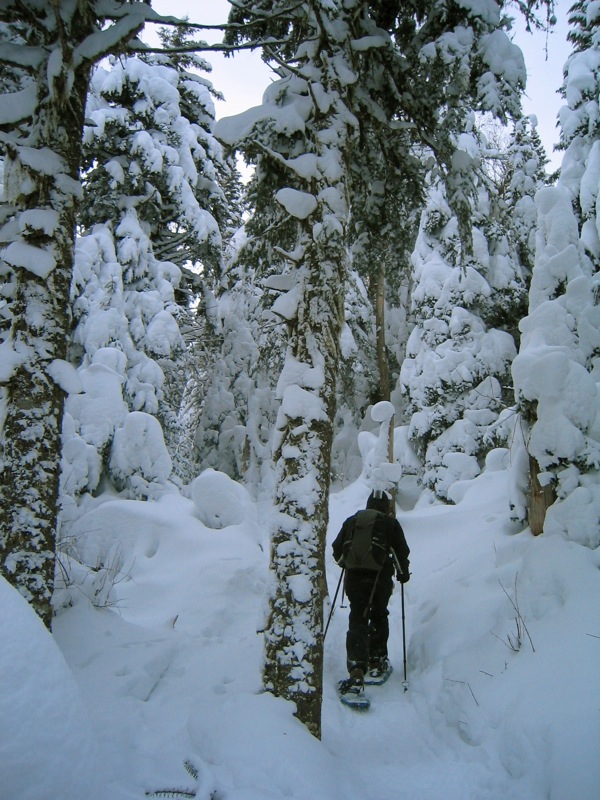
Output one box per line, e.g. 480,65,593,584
149,1,571,170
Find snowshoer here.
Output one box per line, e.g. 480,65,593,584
332,490,410,705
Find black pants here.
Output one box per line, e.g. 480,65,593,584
344,562,394,673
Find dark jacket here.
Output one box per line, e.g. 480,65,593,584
332,510,410,578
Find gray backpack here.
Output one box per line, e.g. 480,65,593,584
341,509,389,571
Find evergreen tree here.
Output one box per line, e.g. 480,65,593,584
0,2,231,626
400,125,526,500
512,184,599,541
191,146,293,486
395,0,556,501
348,122,422,405
62,210,183,506
332,267,381,485
222,0,556,735
192,252,278,487
0,1,149,627
75,39,237,485
81,40,228,277
501,115,550,278
558,0,600,252
511,0,600,540
222,0,369,737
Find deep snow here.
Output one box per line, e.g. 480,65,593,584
2,458,599,800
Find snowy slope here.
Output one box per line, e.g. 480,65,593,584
2,458,598,800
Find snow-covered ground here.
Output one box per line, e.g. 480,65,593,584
2,457,599,800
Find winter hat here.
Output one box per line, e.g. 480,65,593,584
366,490,391,514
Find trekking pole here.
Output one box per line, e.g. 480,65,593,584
392,551,409,691
401,581,408,692
324,568,345,641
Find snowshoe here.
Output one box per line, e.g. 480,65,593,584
337,675,370,710
364,659,393,686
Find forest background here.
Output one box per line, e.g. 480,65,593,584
0,1,599,794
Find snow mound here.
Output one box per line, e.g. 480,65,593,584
0,577,100,800
190,468,255,528
109,411,173,497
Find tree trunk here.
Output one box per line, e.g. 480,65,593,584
0,0,151,626
528,454,555,536
264,214,347,739
375,264,390,402
258,0,358,740
0,12,94,628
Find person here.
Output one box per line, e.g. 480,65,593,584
332,490,410,699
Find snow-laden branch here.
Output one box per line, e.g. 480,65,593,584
0,42,45,70
0,85,37,127
96,0,302,33
74,10,147,66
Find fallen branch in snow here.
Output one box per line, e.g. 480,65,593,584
145,758,217,799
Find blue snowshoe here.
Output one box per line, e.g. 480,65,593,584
364,658,393,686
338,671,370,710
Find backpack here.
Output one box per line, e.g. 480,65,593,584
341,509,389,571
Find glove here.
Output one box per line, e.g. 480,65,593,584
396,571,410,584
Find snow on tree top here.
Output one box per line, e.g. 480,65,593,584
371,401,395,423
455,0,501,24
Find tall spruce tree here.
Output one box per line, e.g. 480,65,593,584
221,2,361,736
402,114,551,500
74,45,232,486
0,1,234,627
192,252,279,486
400,125,527,500
221,0,556,735
191,146,293,486
502,115,550,278
64,210,183,503
511,0,600,539
0,1,150,627
81,40,228,276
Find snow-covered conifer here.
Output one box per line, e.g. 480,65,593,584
221,0,371,737
0,2,149,626
401,136,525,499
190,142,295,487
81,44,227,276
348,122,422,404
72,38,238,489
512,184,600,542
558,0,600,251
62,212,183,503
0,1,225,625
192,253,278,487
395,0,557,501
400,108,552,501
502,115,550,277
221,0,558,734
511,2,600,539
